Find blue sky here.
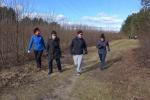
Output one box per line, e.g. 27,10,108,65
3,0,141,31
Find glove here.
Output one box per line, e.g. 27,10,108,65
84,51,88,55
28,50,31,54
108,48,111,52
46,52,48,56
70,50,74,55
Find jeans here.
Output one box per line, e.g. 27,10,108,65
34,50,43,68
99,53,107,68
48,56,62,73
73,55,83,73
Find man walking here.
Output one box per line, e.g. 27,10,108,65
70,30,88,75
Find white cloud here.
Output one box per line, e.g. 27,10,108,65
55,14,66,22
24,12,66,22
81,13,123,24
15,4,23,11
80,12,123,31
131,10,139,14
23,12,123,31
0,2,6,7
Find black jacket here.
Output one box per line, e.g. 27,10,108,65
70,37,87,55
46,38,61,59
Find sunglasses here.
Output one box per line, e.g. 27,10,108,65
52,34,56,36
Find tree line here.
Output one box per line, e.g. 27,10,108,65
121,0,150,67
121,0,150,35
0,1,122,67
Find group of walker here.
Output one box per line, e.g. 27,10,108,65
28,27,110,76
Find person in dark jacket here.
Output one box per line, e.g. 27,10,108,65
70,30,88,75
46,31,62,75
28,27,46,71
96,34,110,70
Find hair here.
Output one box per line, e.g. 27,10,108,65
51,30,57,35
100,33,106,41
51,30,60,41
77,30,83,34
33,27,40,34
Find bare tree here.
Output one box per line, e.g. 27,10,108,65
141,0,150,10
0,0,120,67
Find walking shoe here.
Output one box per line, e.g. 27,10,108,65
59,70,63,73
76,72,81,76
48,72,53,75
100,67,104,70
37,68,42,72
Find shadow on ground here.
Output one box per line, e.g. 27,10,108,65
82,56,122,73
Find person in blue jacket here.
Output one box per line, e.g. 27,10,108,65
96,34,110,70
28,27,46,71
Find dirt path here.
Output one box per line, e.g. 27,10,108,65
0,39,150,100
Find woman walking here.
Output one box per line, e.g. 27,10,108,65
28,27,46,71
46,31,62,75
96,34,110,70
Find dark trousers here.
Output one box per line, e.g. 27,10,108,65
99,53,107,68
34,50,43,68
48,57,62,73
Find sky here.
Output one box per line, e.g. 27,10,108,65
2,0,142,31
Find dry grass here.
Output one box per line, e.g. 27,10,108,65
0,39,150,100
70,39,150,100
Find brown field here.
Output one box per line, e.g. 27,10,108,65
0,39,150,100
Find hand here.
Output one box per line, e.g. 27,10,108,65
84,51,88,55
46,52,48,56
61,55,64,58
70,51,74,55
28,50,31,53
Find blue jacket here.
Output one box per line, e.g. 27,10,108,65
28,34,46,51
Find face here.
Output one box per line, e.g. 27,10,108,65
52,34,56,39
78,33,83,38
100,38,104,41
34,31,40,36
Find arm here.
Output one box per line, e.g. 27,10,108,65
70,39,74,55
46,39,55,57
58,38,62,57
46,39,50,52
83,39,88,54
107,41,110,51
42,36,46,49
28,36,34,51
96,41,102,49
96,41,104,49
96,42,100,49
